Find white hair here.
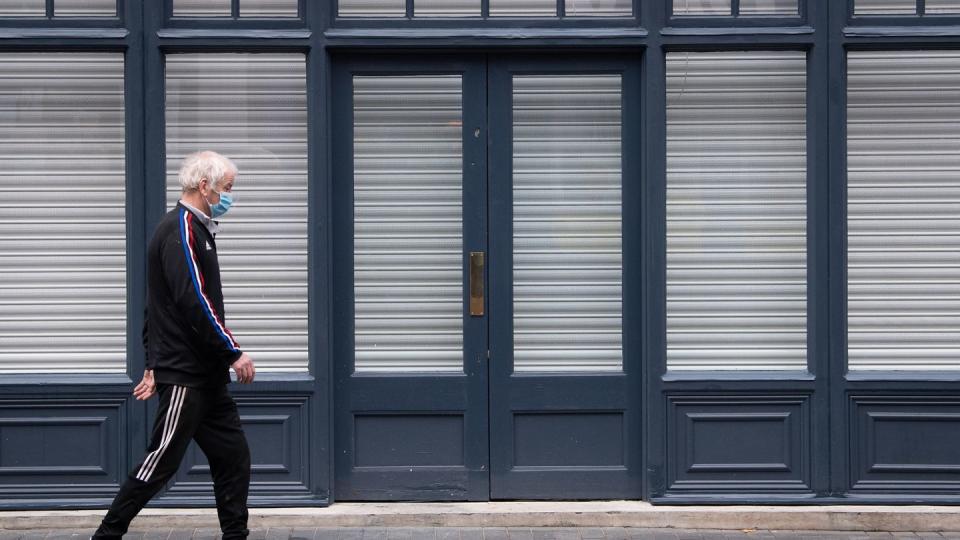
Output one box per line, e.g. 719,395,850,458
178,151,238,192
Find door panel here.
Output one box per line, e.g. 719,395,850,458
488,56,642,499
333,56,489,501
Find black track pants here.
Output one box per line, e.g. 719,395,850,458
93,383,251,540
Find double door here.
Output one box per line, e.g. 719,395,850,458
332,54,641,500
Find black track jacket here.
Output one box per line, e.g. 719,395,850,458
143,202,242,387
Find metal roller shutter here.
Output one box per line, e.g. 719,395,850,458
511,74,623,372
0,53,126,374
352,75,464,373
165,53,308,373
666,51,808,371
848,50,960,371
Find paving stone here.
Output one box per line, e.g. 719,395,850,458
483,528,508,540
166,529,193,540
531,528,580,540
142,530,172,540
248,529,268,540
436,529,460,540
604,528,631,540
461,528,484,540
267,528,292,540
362,528,389,540
506,528,533,540
312,529,340,540
339,529,364,540
291,528,317,540
579,528,606,539
385,528,419,540
192,528,221,540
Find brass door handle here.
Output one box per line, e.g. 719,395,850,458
470,251,484,317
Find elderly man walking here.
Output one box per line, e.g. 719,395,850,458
93,151,256,540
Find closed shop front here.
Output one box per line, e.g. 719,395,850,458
1,0,960,507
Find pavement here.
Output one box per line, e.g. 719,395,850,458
4,503,960,539
4,504,960,533
3,529,960,540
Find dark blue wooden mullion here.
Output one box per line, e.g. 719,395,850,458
232,0,241,19
306,0,332,505
826,0,848,500
806,0,832,500
918,0,926,16
44,0,53,18
558,0,565,18
407,0,414,19
732,0,740,17
642,0,667,502
482,0,490,19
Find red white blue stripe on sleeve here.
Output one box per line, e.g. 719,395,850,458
179,208,240,352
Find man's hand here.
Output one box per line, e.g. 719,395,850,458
133,369,157,400
231,353,255,384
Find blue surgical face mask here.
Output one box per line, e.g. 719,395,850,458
210,191,234,218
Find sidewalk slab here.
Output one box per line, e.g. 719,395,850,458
2,502,960,532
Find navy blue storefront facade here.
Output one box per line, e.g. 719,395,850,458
2,0,960,508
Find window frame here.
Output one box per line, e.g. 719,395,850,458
849,0,960,26
667,0,808,28
165,0,307,28
331,0,642,28
0,0,124,27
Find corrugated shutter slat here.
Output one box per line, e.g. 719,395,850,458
0,53,126,374
666,51,808,372
166,53,308,373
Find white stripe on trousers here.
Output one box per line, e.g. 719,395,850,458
136,386,187,482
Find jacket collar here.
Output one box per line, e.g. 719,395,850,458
177,200,221,236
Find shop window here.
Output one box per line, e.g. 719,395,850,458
0,53,126,374
338,0,633,18
854,0,960,16
165,53,309,373
173,0,299,18
673,0,798,16
847,50,960,371
0,0,117,17
666,51,808,372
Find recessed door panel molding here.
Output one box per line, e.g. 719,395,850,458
165,53,309,373
352,75,465,374
511,74,624,373
666,51,808,372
